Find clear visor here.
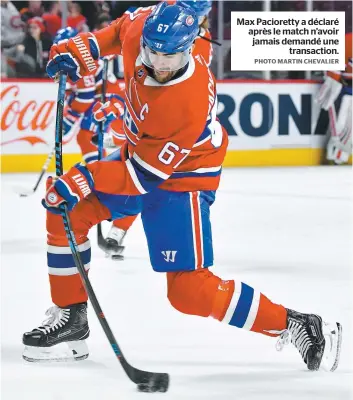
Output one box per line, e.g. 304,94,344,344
140,44,192,72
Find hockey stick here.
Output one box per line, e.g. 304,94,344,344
54,72,169,393
96,58,110,251
16,147,55,197
327,105,343,161
95,59,125,259
328,105,338,138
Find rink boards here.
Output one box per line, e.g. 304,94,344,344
1,78,349,172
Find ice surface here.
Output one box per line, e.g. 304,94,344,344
1,167,352,400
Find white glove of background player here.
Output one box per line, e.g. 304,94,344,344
326,134,352,164
315,76,342,110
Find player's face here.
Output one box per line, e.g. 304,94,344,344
149,50,184,70
153,68,176,83
148,51,182,82
141,42,194,83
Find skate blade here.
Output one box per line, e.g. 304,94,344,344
321,321,342,372
104,253,124,261
102,246,125,258
22,340,89,363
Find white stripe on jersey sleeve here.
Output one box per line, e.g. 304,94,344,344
132,153,170,180
125,159,147,194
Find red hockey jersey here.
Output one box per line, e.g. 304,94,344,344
66,74,96,114
86,6,228,195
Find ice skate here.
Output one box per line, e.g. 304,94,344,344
22,302,89,362
104,225,126,260
277,308,342,371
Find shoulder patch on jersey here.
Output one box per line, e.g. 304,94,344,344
137,68,145,78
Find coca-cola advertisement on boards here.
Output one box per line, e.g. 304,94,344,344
1,79,80,154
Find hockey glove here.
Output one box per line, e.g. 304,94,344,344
47,33,100,82
327,131,352,164
93,96,124,126
315,76,342,110
42,163,94,214
63,108,81,136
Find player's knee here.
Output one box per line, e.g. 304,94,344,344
47,195,109,246
76,129,92,147
166,269,222,317
166,271,184,313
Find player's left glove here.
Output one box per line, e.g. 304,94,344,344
315,76,342,110
42,163,94,214
46,33,99,82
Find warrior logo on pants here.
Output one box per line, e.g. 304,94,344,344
161,251,177,262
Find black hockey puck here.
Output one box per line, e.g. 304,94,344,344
137,373,169,393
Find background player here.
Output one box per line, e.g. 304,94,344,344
55,27,125,165
22,3,341,373
55,27,100,165
316,32,352,165
55,27,128,257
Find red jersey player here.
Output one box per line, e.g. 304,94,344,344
104,0,215,258
22,4,341,375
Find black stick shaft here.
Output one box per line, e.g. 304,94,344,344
97,59,109,244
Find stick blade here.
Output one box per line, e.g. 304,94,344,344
120,358,169,392
136,372,170,393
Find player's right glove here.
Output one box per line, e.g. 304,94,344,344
62,108,81,136
42,163,94,214
46,33,100,82
93,97,124,125
315,76,342,110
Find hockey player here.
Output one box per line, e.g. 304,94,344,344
102,0,215,257
55,27,100,165
316,32,352,165
22,4,341,372
55,27,128,257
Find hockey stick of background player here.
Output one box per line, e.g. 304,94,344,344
328,105,338,138
327,103,347,163
94,59,125,258
54,71,169,393
96,58,110,251
16,147,55,197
